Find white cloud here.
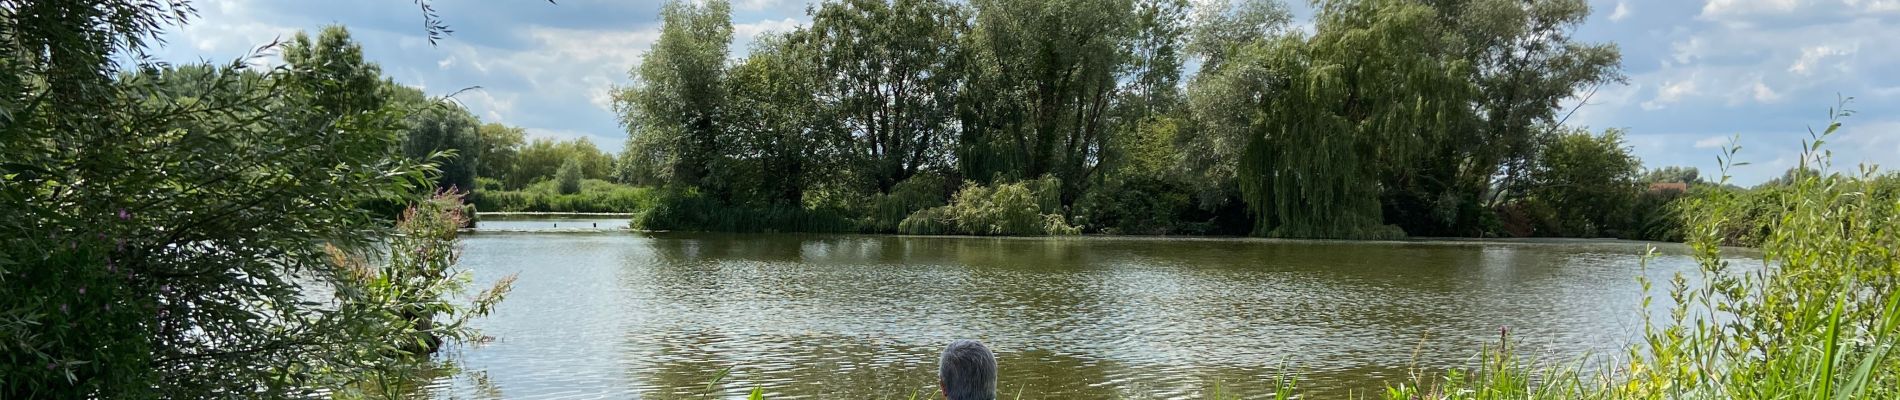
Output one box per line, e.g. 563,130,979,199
1559,82,1640,129
520,26,660,67
166,0,296,59
1845,0,1900,12
1788,44,1855,75
1700,0,1802,21
1703,0,1900,22
1610,1,1632,21
1752,81,1782,103
525,128,594,141
1694,136,1730,148
736,0,783,11
493,26,660,115
437,56,455,70
1670,37,1704,66
1829,120,1900,172
733,17,804,41
454,89,516,123
1642,79,1699,110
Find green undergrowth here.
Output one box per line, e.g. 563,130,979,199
468,179,656,213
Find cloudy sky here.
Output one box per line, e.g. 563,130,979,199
151,0,1900,185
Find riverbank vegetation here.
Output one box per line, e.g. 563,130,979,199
715,106,1900,400
1365,106,1900,399
0,5,512,397
354,0,1743,240
601,0,1658,239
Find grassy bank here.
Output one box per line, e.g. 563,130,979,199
468,179,656,213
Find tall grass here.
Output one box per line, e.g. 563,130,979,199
1368,100,1900,400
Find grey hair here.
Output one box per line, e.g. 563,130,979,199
939,339,997,400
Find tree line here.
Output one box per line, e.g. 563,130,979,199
594,0,1668,238
363,0,1720,240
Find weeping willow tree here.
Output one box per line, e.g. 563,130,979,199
1207,0,1476,239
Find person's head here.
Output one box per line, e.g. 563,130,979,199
939,339,997,400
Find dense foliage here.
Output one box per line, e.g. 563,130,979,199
898,177,1079,236
605,0,1664,239
0,5,509,397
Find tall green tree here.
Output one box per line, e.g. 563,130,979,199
613,0,733,192
808,0,968,193
1212,0,1477,238
513,137,613,187
382,81,482,193
959,0,1151,204
280,26,387,121
725,32,837,204
1525,127,1640,237
476,122,527,186
1381,0,1623,236
391,90,483,191
1640,166,1701,185
1177,0,1294,207
555,158,584,195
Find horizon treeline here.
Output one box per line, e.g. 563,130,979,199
586,0,1650,238
410,0,1799,240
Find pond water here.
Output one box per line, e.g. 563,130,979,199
435,220,1725,399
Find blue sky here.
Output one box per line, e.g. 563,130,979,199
152,0,1900,185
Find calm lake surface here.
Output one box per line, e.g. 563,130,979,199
436,218,1728,399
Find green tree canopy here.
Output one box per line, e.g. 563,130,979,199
808,0,968,193
0,12,466,396
1527,127,1641,237
556,158,585,194
723,31,836,204
387,83,483,192
477,122,527,186
513,137,613,187
613,0,733,192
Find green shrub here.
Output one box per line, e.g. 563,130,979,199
633,189,855,233
1626,188,1687,242
861,173,950,233
555,158,584,195
469,180,655,213
896,206,956,235
475,177,505,192
896,179,1078,236
1075,177,1194,235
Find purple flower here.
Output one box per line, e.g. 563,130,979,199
160,284,172,294
59,304,68,314
47,363,55,370
118,208,131,221
78,287,86,295
116,238,125,252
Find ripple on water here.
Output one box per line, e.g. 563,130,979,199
432,231,1723,399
